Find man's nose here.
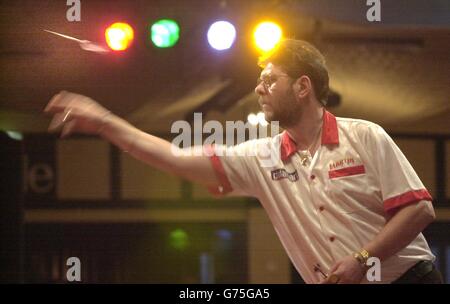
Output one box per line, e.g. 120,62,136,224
255,82,266,95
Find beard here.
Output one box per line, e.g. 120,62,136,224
263,88,303,128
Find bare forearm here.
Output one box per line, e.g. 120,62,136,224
364,201,435,261
43,92,218,187
99,113,219,187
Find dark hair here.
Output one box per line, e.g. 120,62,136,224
258,39,329,106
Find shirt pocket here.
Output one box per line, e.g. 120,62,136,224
326,165,368,214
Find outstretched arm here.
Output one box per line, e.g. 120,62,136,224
44,91,220,188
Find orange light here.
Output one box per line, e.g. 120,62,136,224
253,21,282,53
105,22,134,51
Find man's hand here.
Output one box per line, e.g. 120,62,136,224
44,91,111,138
321,255,366,284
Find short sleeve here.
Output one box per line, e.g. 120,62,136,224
204,141,261,197
360,124,433,214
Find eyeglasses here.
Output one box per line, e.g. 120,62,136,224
256,73,291,90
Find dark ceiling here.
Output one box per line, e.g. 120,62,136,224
1,0,449,134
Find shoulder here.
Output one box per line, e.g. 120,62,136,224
215,135,280,156
336,117,387,140
336,117,383,132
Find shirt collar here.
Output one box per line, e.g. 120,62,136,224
280,109,339,161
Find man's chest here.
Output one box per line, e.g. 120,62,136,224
261,146,381,213
267,146,367,184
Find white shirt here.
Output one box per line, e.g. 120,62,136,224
206,110,434,284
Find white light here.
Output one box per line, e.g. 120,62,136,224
257,112,268,126
207,21,236,51
247,113,258,126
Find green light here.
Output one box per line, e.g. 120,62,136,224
151,19,180,48
169,229,189,250
6,131,23,141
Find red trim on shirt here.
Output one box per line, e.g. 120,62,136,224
328,165,366,179
383,189,433,213
322,110,339,145
280,109,339,161
204,145,233,195
280,131,298,161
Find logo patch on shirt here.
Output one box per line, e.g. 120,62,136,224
329,158,356,170
271,169,299,182
329,165,366,179
328,157,365,179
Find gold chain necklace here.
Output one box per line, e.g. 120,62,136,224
298,124,322,167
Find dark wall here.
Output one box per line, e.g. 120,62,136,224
0,132,25,283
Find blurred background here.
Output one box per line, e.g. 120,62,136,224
0,0,449,283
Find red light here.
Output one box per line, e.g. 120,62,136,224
105,22,134,51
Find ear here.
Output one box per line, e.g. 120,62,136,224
295,75,312,99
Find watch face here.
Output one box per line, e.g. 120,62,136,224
361,250,370,259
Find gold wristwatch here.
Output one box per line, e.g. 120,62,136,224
353,249,370,266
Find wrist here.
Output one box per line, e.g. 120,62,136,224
353,249,370,269
97,111,112,136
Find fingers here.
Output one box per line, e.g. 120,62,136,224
61,120,76,138
327,273,341,284
48,112,65,132
44,91,66,114
44,91,80,114
62,108,73,123
45,91,102,137
320,273,341,284
328,259,341,274
48,108,76,133
45,91,79,136
321,262,341,284
329,263,340,274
